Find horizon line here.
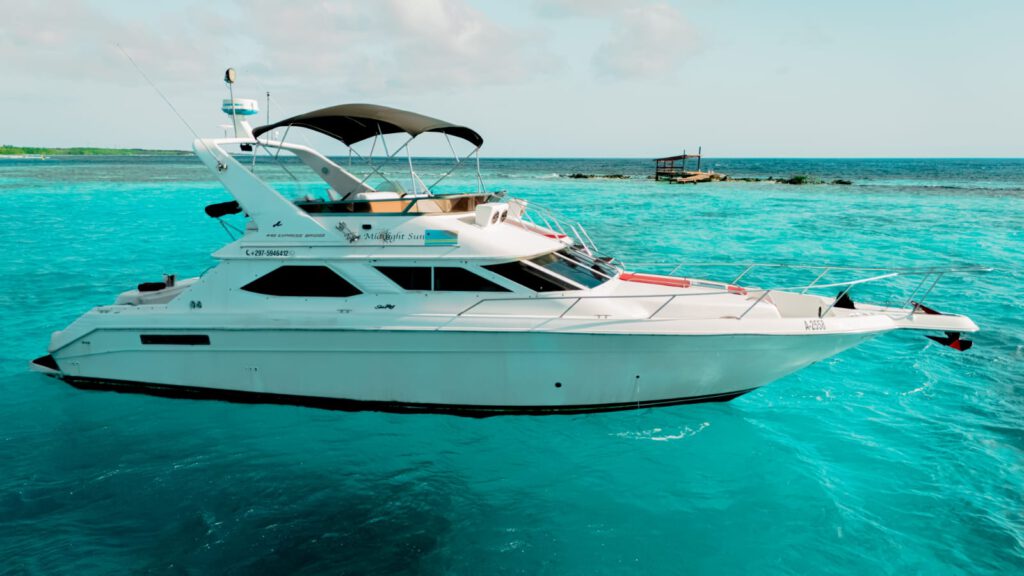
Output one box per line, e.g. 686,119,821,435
3,148,1023,161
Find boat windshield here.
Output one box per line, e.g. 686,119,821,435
484,249,615,292
530,249,614,289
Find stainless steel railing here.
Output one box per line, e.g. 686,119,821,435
443,264,990,325
623,262,991,317
505,198,604,257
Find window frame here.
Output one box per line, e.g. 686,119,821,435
433,266,511,293
520,259,588,290
240,265,363,298
375,266,433,291
552,250,617,281
483,260,580,293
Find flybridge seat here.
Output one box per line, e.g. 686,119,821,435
373,181,406,195
352,191,401,201
295,193,495,215
116,277,197,306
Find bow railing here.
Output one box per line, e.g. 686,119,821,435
436,264,990,328
504,197,603,257
623,262,991,312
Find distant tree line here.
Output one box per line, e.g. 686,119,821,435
0,145,190,156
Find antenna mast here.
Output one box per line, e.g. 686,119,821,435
224,68,238,137
219,69,258,140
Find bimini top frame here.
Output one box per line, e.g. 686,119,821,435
251,103,483,147
250,103,485,196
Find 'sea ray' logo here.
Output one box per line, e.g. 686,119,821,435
336,221,360,243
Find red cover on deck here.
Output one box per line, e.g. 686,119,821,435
620,272,748,294
620,272,692,288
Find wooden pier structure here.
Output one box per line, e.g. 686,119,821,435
655,147,702,180
654,147,724,184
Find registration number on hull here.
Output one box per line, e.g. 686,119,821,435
244,249,294,257
804,319,827,331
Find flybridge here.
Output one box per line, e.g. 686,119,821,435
195,69,604,256
193,69,496,231
214,68,484,198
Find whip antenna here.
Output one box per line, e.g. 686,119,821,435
115,43,203,142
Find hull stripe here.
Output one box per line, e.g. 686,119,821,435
52,375,755,417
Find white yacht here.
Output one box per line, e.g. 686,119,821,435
31,76,984,415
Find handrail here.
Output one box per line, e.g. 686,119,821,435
622,261,991,319
506,198,608,257
624,261,992,275
295,191,492,208
453,271,903,322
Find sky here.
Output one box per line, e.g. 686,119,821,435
1,0,1022,157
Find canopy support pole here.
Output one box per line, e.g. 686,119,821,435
352,135,415,189
427,146,476,192
475,148,483,193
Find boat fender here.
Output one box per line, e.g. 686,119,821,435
204,200,242,218
926,331,973,352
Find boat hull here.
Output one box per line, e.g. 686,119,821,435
40,328,880,415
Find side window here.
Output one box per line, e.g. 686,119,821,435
376,266,431,290
241,266,362,297
529,251,609,288
376,266,510,292
434,267,509,292
483,261,577,292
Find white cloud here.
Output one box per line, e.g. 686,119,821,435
533,1,699,79
534,0,633,18
0,0,227,85
0,0,689,92
381,0,558,87
0,0,555,93
591,2,698,79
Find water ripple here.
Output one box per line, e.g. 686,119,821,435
1,157,1023,573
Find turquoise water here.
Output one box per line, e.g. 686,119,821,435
1,156,1022,573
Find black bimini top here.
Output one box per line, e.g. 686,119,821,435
252,103,483,148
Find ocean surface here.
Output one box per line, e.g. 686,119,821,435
1,156,1022,574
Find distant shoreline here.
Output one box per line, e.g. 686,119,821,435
0,145,190,157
